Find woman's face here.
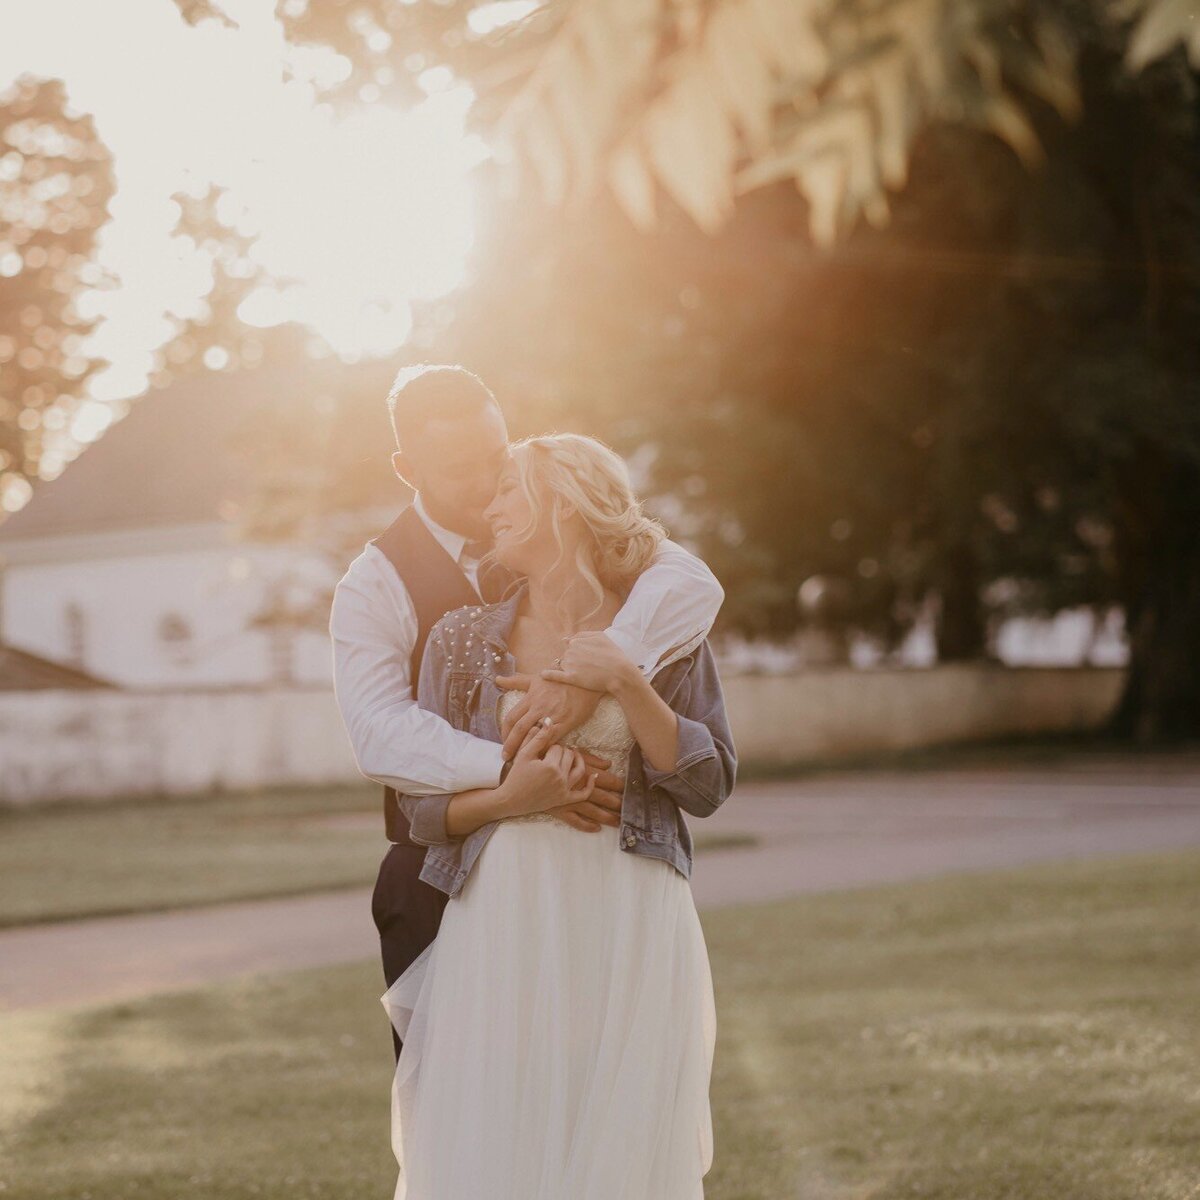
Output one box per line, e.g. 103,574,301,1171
483,454,541,573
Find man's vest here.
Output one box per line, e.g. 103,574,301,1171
370,504,510,843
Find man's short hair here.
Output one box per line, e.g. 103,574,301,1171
386,364,498,452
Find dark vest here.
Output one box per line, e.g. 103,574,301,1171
370,504,511,843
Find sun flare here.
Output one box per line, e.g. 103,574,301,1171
0,0,487,414
227,86,485,361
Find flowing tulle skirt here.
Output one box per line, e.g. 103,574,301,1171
382,816,717,1200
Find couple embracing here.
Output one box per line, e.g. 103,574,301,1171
330,365,737,1199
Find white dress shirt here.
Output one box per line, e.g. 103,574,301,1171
330,495,725,800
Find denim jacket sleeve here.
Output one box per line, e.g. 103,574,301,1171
396,620,462,846
641,640,737,819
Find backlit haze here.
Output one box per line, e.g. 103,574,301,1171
0,0,495,445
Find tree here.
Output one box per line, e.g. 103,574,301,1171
150,185,314,388
0,76,114,514
172,0,1200,740
264,0,1198,243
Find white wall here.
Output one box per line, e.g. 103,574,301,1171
0,688,358,805
0,523,336,688
724,663,1125,765
0,665,1126,806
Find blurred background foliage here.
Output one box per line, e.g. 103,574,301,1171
0,77,114,511
2,0,1198,740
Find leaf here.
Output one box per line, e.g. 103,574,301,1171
982,92,1044,169
517,105,568,207
867,47,917,189
642,60,738,232
797,152,848,247
962,31,1004,94
743,0,831,82
575,0,659,126
704,0,775,151
735,100,880,234
863,189,891,230
172,0,237,28
607,136,657,231
548,59,601,200
1126,0,1200,69
1032,14,1083,119
898,0,953,97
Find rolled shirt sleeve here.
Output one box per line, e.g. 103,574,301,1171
640,643,737,819
399,792,455,845
605,539,724,678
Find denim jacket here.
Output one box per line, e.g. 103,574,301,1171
399,584,737,898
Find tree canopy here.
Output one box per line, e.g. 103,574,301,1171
263,0,1199,243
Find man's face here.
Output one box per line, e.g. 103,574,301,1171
395,403,509,539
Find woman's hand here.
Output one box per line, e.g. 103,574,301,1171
540,631,638,694
499,723,597,816
494,674,604,760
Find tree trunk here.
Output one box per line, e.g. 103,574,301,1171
936,540,987,661
1108,462,1200,742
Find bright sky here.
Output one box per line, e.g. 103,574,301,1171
1,0,493,425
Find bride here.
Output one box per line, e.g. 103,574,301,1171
383,433,737,1200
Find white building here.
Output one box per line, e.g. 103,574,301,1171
0,363,401,689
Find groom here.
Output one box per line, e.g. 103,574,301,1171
330,364,724,1056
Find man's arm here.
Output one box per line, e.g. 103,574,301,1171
498,538,723,756
604,537,724,674
329,550,504,797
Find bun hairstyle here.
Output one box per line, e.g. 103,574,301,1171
506,433,665,622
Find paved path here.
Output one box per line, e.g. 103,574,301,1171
4,752,1198,1013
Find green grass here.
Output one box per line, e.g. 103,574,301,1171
0,787,759,927
2,851,1198,1199
0,787,384,927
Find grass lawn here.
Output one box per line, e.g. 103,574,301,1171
0,787,757,927
0,787,384,927
2,851,1198,1199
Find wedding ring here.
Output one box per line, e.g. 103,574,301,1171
540,717,553,728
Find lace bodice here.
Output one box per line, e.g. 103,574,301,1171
498,691,635,824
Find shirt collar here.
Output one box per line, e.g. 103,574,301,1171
412,492,470,565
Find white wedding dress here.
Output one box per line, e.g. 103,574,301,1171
382,693,717,1200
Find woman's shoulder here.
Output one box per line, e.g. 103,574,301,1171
426,600,512,656
429,603,488,642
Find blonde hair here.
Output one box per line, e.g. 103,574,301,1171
503,433,665,627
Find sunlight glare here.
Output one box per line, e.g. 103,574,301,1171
0,0,489,403
69,399,115,444
239,87,485,360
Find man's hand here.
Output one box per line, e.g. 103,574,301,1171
546,783,624,833
539,630,638,693
496,674,604,760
